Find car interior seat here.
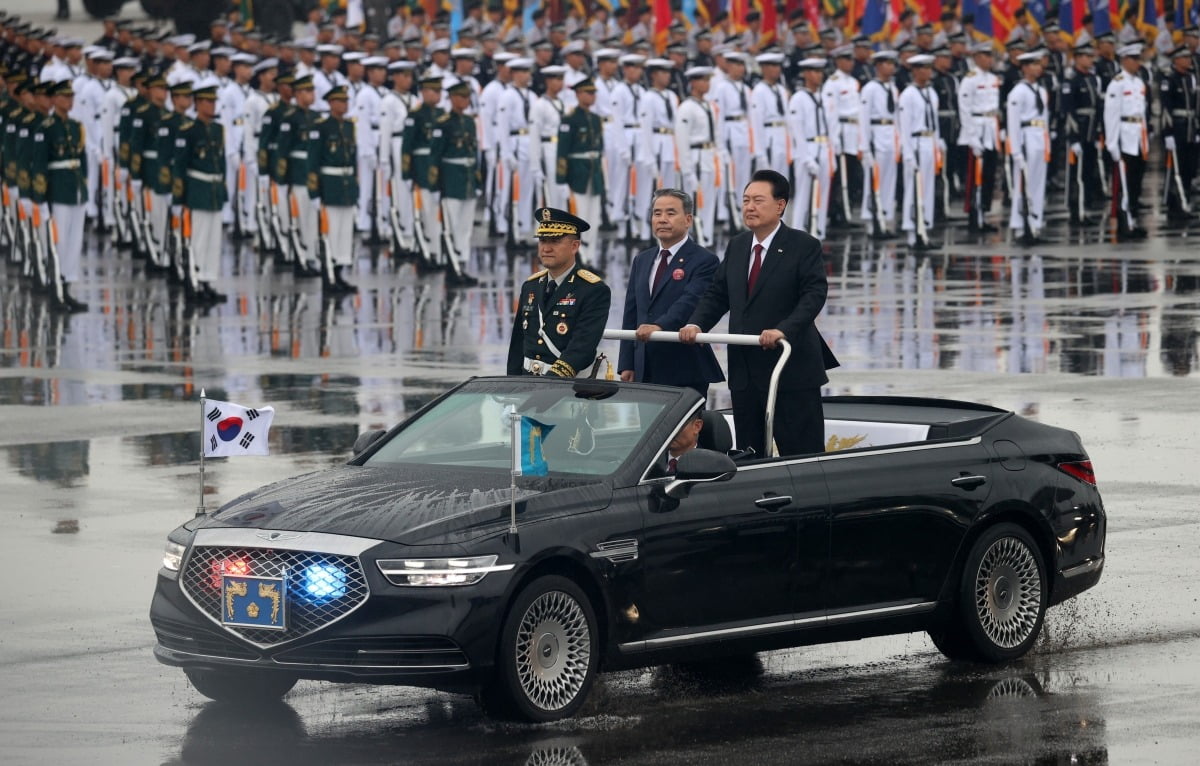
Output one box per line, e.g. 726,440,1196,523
697,410,733,454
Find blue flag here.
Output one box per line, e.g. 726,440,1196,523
516,416,555,476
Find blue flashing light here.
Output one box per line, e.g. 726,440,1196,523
302,563,348,601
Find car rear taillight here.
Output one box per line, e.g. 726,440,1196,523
1057,460,1096,486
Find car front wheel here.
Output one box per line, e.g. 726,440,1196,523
480,575,599,721
931,522,1047,663
184,667,297,704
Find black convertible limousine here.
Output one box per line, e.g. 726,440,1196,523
151,365,1105,721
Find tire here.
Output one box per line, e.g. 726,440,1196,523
931,522,1047,663
184,667,297,704
83,0,126,19
480,575,599,722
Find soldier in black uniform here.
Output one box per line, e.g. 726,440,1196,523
851,36,874,86
507,207,610,378
1160,45,1197,219
931,46,961,220
1061,44,1105,223
1094,33,1119,90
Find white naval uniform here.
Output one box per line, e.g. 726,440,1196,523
822,71,864,185
100,83,135,228
958,67,1001,153
709,76,755,227
378,88,417,250
642,87,680,191
479,78,509,233
674,95,719,247
898,82,940,240
217,78,249,225
497,85,536,238
1102,70,1148,227
313,68,347,114
561,65,588,111
352,83,385,232
750,78,791,176
595,76,626,225
72,74,109,220
1005,79,1050,234
787,87,834,239
860,77,900,227
240,89,276,240
615,79,652,237
530,93,570,209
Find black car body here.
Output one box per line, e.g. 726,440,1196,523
151,377,1105,720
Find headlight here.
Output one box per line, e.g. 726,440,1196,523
376,554,514,587
162,541,187,571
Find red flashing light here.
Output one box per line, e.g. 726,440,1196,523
209,557,252,589
1057,461,1096,487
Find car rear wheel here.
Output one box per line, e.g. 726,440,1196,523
930,523,1047,663
184,668,297,704
480,575,599,722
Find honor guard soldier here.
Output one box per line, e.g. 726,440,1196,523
674,66,718,247
751,52,791,177
173,84,226,304
709,52,754,232
114,69,147,249
430,79,481,286
557,78,605,260
615,54,652,240
1104,44,1149,241
592,49,625,232
310,85,358,293
822,45,864,229
860,50,900,235
129,75,169,264
402,74,445,264
898,55,940,249
931,46,961,219
530,65,568,210
960,42,1002,232
1007,51,1051,244
3,73,28,238
28,79,88,310
643,58,681,192
157,82,193,272
507,207,610,378
277,75,320,275
378,60,417,253
241,58,278,249
100,57,136,236
1061,44,1105,225
497,57,536,244
1160,46,1197,220
352,56,387,238
788,57,833,240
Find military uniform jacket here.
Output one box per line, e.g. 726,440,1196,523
274,105,315,187
173,118,227,211
1060,68,1102,145
932,69,960,144
28,112,88,206
129,102,165,185
2,101,24,187
506,264,612,378
259,102,295,184
309,115,357,205
401,103,444,191
152,111,187,196
429,110,479,200
116,93,144,171
556,106,604,195
15,110,43,199
1160,68,1198,145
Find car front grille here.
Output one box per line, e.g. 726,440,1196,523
152,615,260,660
181,545,369,646
273,636,469,669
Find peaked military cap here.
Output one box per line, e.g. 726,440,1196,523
325,85,349,100
573,78,597,92
50,79,74,96
169,81,194,96
290,74,312,90
193,85,217,100
535,207,590,237
447,80,472,97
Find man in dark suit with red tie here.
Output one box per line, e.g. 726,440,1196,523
681,169,839,456
618,189,725,399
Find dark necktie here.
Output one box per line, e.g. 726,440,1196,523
702,100,715,141
667,457,677,475
737,83,748,114
747,243,763,295
660,90,673,120
885,82,895,114
1027,81,1043,113
652,249,671,292
919,86,934,131
773,84,784,116
541,279,557,310
521,89,530,120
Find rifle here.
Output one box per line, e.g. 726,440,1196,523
1017,152,1035,246
1096,138,1110,197
112,167,131,246
181,208,199,295
725,152,739,230
973,153,984,228
866,145,886,237
1116,155,1134,233
411,184,434,265
254,176,271,252
269,182,288,259
693,190,706,246
938,144,949,220
913,151,928,248
29,205,48,292
44,214,64,305
233,161,246,240
169,209,186,285
438,197,467,279
508,167,520,247
0,186,12,256
141,188,163,269
317,204,335,288
128,182,147,256
287,191,308,268
1169,146,1192,214
98,158,110,235
838,151,850,223
809,166,820,235
539,139,551,208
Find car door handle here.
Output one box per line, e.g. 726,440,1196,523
951,475,988,490
755,494,793,511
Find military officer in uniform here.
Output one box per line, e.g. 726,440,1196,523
129,75,169,266
898,55,940,249
960,42,1002,232
530,65,568,210
1007,51,1051,244
401,74,445,265
675,66,718,247
172,84,226,304
28,79,87,310
310,85,358,293
1104,43,1149,240
507,207,610,378
557,78,604,261
156,82,192,275
1160,46,1197,220
378,60,417,253
1061,44,1104,225
861,50,900,234
430,79,481,286
751,52,791,177
788,57,833,240
822,45,863,230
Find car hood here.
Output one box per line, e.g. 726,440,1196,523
199,465,612,546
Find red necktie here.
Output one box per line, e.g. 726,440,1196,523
667,457,678,475
652,249,671,292
747,243,763,295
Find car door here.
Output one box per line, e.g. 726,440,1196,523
632,457,829,643
821,441,994,614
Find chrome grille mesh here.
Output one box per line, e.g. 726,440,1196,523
181,546,369,646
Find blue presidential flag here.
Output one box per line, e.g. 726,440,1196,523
514,416,555,477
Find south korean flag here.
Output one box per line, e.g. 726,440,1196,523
203,399,275,457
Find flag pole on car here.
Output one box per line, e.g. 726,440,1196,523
197,388,207,517
508,405,520,548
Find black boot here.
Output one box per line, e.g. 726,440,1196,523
61,284,88,313
333,266,357,293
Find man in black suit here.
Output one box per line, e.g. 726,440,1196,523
618,189,725,399
681,169,838,457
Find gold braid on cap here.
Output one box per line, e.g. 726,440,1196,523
536,221,579,236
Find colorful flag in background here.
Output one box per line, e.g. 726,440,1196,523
514,416,555,476
203,399,275,458
1060,0,1086,39
1091,0,1114,34
965,0,995,39
655,0,673,50
1137,0,1159,37
861,0,890,40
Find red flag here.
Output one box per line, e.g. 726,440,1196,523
655,0,673,51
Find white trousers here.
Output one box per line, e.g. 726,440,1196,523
761,126,790,176
85,145,100,218
486,149,506,233
149,191,171,249
325,204,355,266
630,157,656,239
508,155,534,238
414,185,440,259
288,184,317,264
723,143,753,226
607,146,631,224
861,138,899,226
223,153,239,224
389,144,415,250
1009,146,1047,233
681,151,717,248
539,142,569,210
440,195,476,270
50,202,85,284
269,180,288,252
356,155,377,231
902,139,936,236
239,160,258,233
571,191,602,259
651,134,679,191
189,208,222,283
792,152,833,241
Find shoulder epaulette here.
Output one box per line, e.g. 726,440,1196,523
437,113,451,122
316,115,328,123
1114,73,1125,81
136,103,150,112
526,269,548,281
576,268,602,284
181,119,193,130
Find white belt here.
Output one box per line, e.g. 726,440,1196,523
143,150,159,158
289,150,308,158
442,157,474,166
411,148,431,155
568,151,600,159
319,166,354,176
48,159,82,170
187,169,223,183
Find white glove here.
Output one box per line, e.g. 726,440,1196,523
1012,153,1026,173
902,152,915,167
804,160,819,176
969,141,984,155
937,139,947,154
1165,136,1177,153
1070,142,1082,158
311,196,322,212
861,152,875,171
1109,148,1121,163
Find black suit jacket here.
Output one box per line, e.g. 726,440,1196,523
689,223,838,390
618,238,725,388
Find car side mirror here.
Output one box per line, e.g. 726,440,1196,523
664,448,738,500
352,429,386,457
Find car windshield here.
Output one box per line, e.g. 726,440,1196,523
364,379,680,476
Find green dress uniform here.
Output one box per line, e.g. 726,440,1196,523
401,100,445,259
507,263,611,378
27,105,87,288
116,91,144,174
173,114,226,285
429,105,479,275
308,111,357,269
2,98,24,192
555,83,604,257
153,110,187,197
274,101,318,264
